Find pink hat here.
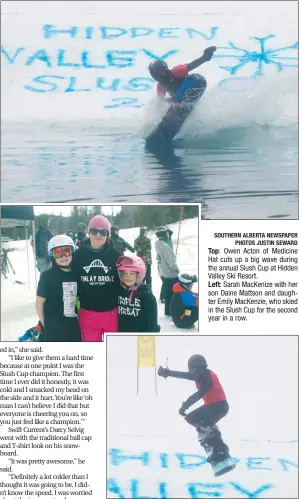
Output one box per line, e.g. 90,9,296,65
88,215,111,234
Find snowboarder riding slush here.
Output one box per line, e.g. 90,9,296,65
148,46,216,102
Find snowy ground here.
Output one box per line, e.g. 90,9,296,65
107,335,298,498
1,217,198,340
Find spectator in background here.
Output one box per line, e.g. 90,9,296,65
159,226,173,302
134,227,152,289
76,223,89,249
67,230,76,241
155,226,179,316
35,224,53,274
110,226,135,256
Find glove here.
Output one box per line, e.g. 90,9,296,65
203,46,216,61
37,321,44,332
179,401,189,416
157,366,169,378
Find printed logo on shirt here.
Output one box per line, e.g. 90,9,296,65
118,296,141,317
80,275,115,286
83,259,110,274
62,282,77,318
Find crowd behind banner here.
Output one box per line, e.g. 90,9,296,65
20,214,198,342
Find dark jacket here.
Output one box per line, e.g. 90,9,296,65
71,242,121,312
35,228,52,259
118,284,160,332
110,235,135,256
134,236,152,265
75,232,89,249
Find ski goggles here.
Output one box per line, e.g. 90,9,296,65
116,256,135,267
51,246,73,259
89,228,109,236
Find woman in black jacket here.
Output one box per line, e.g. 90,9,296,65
71,215,121,341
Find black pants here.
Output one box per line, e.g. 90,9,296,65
185,400,229,427
159,277,165,301
41,318,82,342
161,277,178,316
145,264,152,288
185,401,229,460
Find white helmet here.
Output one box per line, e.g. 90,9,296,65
48,235,75,255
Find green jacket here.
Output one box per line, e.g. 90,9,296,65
134,236,152,265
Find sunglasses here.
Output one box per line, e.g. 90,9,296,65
116,256,134,267
89,229,109,236
51,246,73,259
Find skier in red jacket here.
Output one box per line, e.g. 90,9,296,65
158,354,235,474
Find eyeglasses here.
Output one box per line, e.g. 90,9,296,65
89,229,109,236
51,246,73,259
116,256,134,267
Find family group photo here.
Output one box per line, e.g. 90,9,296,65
1,204,199,342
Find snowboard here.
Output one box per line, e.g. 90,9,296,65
145,74,207,144
210,455,236,477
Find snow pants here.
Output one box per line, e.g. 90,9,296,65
185,400,230,461
78,308,118,342
161,277,178,316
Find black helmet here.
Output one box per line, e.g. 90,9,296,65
155,226,169,239
149,59,169,79
111,225,119,233
188,354,207,372
140,227,148,237
179,274,197,290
